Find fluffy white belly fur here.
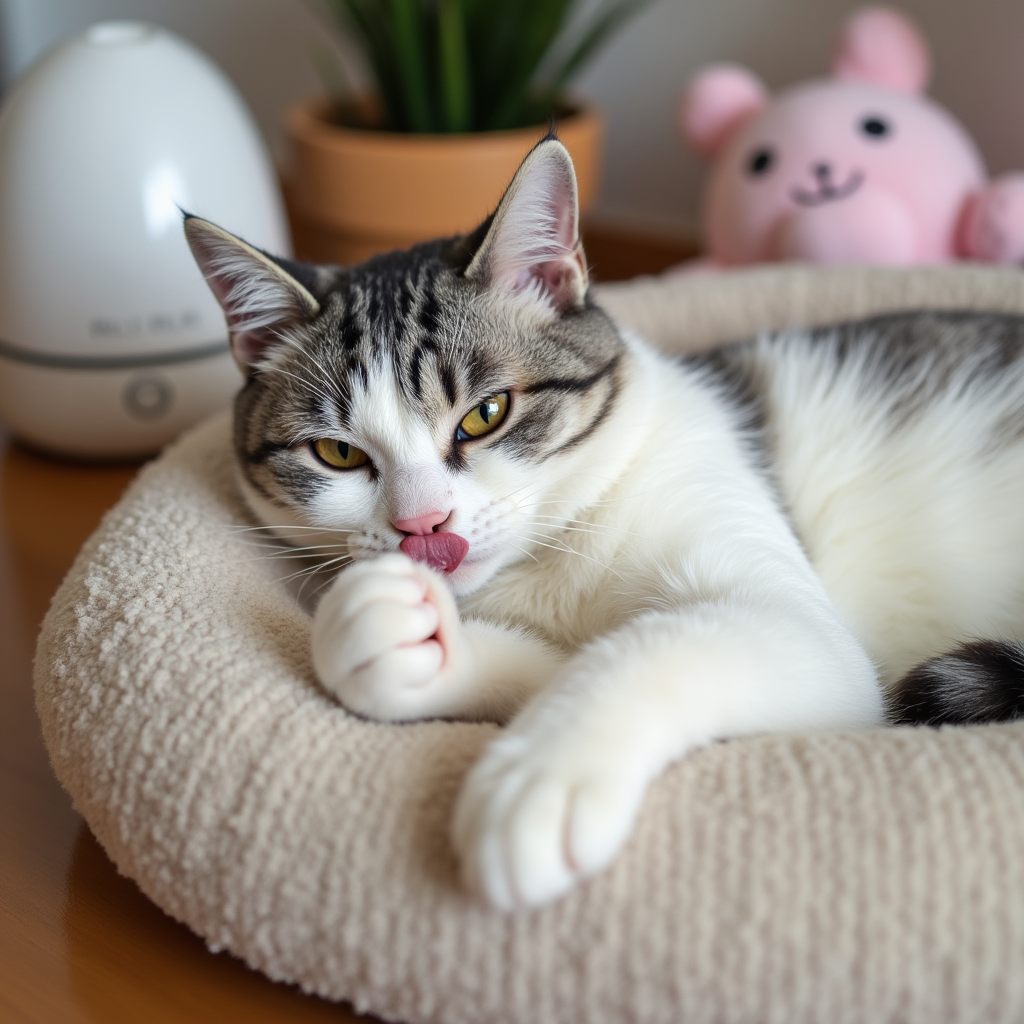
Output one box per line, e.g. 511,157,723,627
765,340,1024,683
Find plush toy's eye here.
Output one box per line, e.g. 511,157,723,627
746,147,775,177
311,438,370,469
860,115,891,139
456,392,510,441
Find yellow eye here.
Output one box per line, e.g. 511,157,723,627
312,438,369,469
457,392,509,440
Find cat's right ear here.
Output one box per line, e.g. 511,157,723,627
466,136,588,311
183,215,320,373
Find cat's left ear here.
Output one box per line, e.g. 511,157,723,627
184,215,320,373
466,136,588,311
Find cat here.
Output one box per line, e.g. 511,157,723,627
184,136,1024,912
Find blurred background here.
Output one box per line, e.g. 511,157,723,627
3,0,1024,246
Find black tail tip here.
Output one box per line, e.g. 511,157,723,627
888,639,1024,727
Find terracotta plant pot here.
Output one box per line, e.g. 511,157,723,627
285,99,604,266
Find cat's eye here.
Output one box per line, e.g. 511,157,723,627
746,146,775,177
456,392,510,441
860,115,891,139
311,438,369,470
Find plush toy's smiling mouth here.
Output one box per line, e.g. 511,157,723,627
791,166,864,207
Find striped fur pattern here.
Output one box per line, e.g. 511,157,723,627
185,139,1024,910
231,238,621,522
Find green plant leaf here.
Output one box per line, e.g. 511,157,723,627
542,0,656,101
484,0,576,129
324,0,404,127
460,0,529,124
317,0,655,133
387,0,435,132
438,0,472,132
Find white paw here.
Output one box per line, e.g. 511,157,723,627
311,553,469,721
451,729,649,909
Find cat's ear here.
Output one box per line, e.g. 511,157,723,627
184,215,320,373
466,136,588,311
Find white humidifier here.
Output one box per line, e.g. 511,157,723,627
0,21,290,459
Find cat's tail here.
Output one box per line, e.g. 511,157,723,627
888,639,1024,726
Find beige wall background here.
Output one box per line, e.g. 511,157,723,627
2,0,1023,242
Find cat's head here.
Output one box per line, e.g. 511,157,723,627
185,137,631,597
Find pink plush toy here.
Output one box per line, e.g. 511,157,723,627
679,6,1024,267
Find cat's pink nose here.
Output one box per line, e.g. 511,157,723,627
393,510,450,536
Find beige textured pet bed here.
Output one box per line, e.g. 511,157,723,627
35,265,1024,1024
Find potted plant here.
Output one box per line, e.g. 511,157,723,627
287,0,652,265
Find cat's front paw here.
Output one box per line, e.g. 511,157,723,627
451,729,649,909
311,553,469,721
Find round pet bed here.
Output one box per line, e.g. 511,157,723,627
36,264,1024,1024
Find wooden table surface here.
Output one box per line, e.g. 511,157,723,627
0,227,693,1023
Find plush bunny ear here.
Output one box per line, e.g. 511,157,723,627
184,215,320,373
832,6,930,94
679,65,768,159
466,136,587,312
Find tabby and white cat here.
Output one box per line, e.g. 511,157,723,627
185,137,1024,911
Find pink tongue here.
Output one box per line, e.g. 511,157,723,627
400,532,470,574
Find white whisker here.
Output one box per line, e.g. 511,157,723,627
506,542,541,565
306,570,346,602
519,530,626,581
527,522,626,543
241,544,352,562
277,553,353,586
527,515,640,539
299,349,346,404
261,363,337,408
224,523,357,533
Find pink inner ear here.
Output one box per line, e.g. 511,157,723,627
483,143,587,310
679,64,767,159
832,6,930,94
231,329,275,368
514,257,581,306
203,270,288,371
189,254,276,368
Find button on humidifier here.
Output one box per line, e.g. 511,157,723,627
0,21,290,458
